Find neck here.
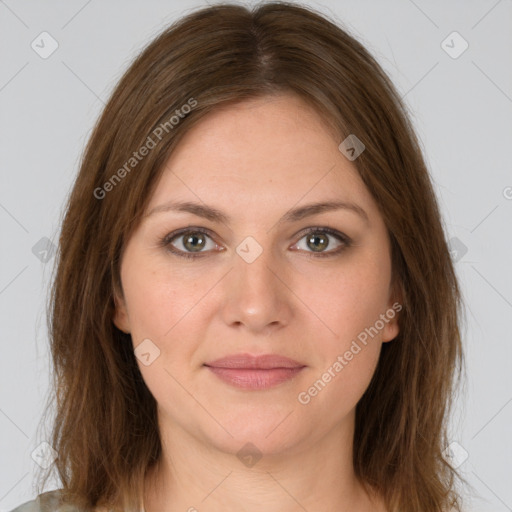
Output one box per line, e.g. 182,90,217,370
142,410,385,512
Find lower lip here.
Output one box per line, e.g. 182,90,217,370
205,366,305,390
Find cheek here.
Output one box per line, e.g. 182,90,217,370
325,343,381,411
297,257,390,400
123,276,172,338
299,282,384,413
120,254,213,394
121,252,200,340
305,257,392,348
121,262,200,400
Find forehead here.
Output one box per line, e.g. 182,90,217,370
146,94,378,222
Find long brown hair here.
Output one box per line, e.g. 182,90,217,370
36,2,466,511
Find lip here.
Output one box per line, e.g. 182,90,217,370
204,353,306,390
205,353,305,369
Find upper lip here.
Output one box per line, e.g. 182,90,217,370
204,353,305,369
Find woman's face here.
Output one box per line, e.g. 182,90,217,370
114,93,400,457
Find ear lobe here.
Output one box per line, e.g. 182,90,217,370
382,279,403,343
113,291,131,334
382,313,400,343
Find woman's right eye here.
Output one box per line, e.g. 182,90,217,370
160,228,220,259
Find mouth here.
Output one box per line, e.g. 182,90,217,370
203,353,306,390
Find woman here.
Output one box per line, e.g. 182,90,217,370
10,2,465,511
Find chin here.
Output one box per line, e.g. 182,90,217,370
196,407,309,460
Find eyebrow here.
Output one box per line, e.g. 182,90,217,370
145,199,369,225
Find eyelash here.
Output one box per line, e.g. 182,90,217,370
158,226,352,260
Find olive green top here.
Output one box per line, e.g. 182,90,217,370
8,491,145,512
9,491,74,512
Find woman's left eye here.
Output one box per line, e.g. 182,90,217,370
159,227,351,259
291,228,351,257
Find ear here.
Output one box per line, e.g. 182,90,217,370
381,278,403,343
113,289,131,334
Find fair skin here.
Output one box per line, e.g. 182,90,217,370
113,93,399,512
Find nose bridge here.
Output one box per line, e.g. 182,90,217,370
235,237,276,292
221,234,291,332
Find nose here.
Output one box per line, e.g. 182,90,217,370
220,241,293,336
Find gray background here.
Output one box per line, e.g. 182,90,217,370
1,0,511,510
